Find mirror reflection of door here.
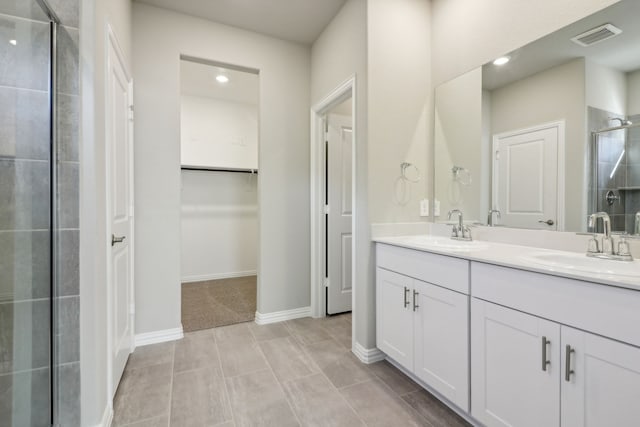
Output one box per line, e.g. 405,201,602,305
325,100,353,315
492,122,564,230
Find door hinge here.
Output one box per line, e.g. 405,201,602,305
495,150,500,160
128,104,134,121
324,278,329,288
324,118,329,133
324,204,330,214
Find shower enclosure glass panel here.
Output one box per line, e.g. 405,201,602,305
592,123,640,234
0,1,54,425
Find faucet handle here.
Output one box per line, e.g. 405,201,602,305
618,237,631,257
587,235,600,254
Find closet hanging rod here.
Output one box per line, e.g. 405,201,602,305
181,166,258,174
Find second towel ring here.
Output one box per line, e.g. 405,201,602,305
400,162,421,183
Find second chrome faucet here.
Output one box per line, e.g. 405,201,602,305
448,209,472,241
587,212,633,261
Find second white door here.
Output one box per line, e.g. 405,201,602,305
492,121,563,230
326,113,353,314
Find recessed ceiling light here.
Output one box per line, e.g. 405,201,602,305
9,39,17,46
216,75,229,83
493,56,510,66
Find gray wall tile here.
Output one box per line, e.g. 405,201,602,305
0,17,50,91
57,229,78,297
0,230,49,302
57,94,79,162
47,0,80,29
57,161,78,229
0,159,50,231
56,27,78,96
0,367,51,427
56,296,79,364
0,300,50,374
57,362,80,426
0,87,49,161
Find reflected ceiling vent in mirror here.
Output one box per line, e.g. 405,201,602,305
570,23,622,47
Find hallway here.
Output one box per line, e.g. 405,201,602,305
112,315,468,426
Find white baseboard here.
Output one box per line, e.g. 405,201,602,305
134,326,184,347
93,404,113,427
255,306,311,325
181,270,257,283
352,342,386,364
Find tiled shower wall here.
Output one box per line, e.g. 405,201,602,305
0,0,80,425
588,106,640,234
55,0,81,425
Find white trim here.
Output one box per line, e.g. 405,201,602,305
181,270,257,283
491,120,566,231
91,404,113,427
310,75,357,326
254,306,311,325
352,342,386,364
134,326,184,347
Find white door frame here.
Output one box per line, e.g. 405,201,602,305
491,120,565,231
310,75,357,326
105,23,135,400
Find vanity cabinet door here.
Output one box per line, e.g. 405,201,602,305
376,268,414,370
413,280,469,411
471,299,560,427
561,326,640,427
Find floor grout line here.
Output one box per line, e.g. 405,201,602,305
255,341,303,426
216,327,237,427
166,341,176,426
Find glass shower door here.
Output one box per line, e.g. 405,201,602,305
0,2,53,426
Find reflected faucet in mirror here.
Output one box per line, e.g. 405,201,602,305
487,209,501,227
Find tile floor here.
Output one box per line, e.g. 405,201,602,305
112,314,470,427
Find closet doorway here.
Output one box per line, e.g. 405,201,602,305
179,57,259,332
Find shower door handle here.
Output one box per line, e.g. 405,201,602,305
538,219,554,226
111,234,126,246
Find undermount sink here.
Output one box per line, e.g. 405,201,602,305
521,251,640,279
402,235,490,252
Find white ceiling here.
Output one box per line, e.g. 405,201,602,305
135,0,347,44
483,0,640,90
180,59,259,105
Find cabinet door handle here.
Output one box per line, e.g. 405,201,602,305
413,290,419,311
541,336,551,371
565,345,575,382
403,286,410,308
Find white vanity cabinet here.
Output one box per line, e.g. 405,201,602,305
376,244,470,411
472,262,640,427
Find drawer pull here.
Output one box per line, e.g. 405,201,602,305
413,290,419,311
565,345,575,382
403,286,410,308
541,336,551,371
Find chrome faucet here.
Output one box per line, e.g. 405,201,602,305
487,209,501,227
586,212,633,261
448,209,472,241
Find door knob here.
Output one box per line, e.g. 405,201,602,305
111,234,126,246
538,219,554,226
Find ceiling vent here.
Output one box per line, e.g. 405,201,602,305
571,23,622,47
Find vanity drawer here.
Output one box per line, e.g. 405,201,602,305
471,261,640,347
376,243,469,294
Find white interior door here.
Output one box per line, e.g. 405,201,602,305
107,31,134,395
326,113,353,314
493,122,563,230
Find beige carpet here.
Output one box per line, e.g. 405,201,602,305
181,276,257,332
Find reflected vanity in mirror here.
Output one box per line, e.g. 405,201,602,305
434,0,640,234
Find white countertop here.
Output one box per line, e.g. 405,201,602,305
374,234,640,291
